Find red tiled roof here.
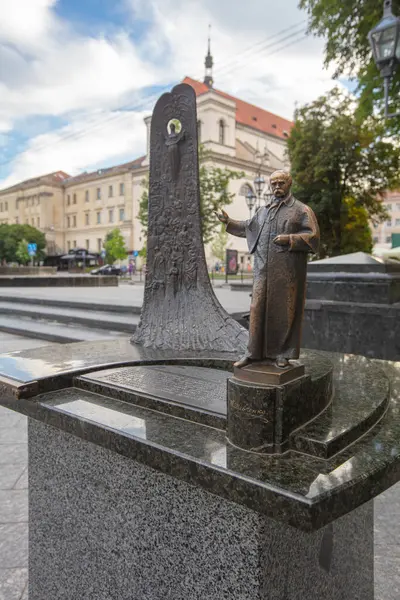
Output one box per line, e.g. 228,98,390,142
183,76,293,140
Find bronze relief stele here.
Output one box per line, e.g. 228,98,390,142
216,170,320,372
132,83,248,353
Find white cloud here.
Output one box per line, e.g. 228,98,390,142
128,0,338,118
0,0,340,187
0,0,160,133
0,109,148,189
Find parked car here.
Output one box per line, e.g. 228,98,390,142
90,264,121,276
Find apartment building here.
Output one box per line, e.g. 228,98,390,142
372,190,400,251
0,171,69,254
63,158,143,255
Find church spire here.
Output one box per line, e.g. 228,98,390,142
204,25,214,87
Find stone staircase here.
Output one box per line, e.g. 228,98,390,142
0,296,139,344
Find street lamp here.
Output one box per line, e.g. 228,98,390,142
246,189,256,218
369,0,400,118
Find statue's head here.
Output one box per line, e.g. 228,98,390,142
270,170,292,199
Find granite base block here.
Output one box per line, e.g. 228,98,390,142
29,419,374,600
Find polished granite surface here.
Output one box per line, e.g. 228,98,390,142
0,339,237,389
0,340,399,531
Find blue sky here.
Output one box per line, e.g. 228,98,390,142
0,0,338,188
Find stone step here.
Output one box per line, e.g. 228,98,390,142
0,301,139,334
0,294,137,314
0,315,129,344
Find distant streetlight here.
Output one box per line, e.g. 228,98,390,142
368,0,400,118
246,189,256,218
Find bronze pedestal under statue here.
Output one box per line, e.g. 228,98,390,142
217,170,319,376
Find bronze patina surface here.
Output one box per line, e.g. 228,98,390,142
233,361,305,386
217,170,320,372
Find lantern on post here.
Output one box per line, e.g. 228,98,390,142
368,0,400,118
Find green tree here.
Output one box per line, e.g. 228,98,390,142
138,145,244,246
103,228,127,264
0,224,46,263
341,197,373,255
299,0,400,125
15,239,31,265
211,224,229,263
287,88,400,257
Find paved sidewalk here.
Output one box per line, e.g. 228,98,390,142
0,283,252,315
0,334,52,600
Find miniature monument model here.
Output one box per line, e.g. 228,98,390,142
0,83,400,600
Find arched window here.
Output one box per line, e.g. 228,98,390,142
197,120,202,142
219,119,225,145
239,183,254,197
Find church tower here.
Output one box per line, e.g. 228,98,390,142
204,26,214,87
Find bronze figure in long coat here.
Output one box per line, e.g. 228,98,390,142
217,171,319,368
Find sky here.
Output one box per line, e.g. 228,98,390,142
0,0,341,189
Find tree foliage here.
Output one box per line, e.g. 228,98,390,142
299,0,400,125
211,224,229,263
287,88,400,256
138,145,244,246
103,228,127,264
0,224,46,263
15,239,31,265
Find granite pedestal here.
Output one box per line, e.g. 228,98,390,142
0,340,399,600
29,419,373,600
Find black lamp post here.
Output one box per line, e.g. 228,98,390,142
246,189,256,218
369,0,400,118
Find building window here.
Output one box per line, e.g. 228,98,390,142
109,209,114,223
31,218,35,226
67,241,71,251
73,215,77,228
4,202,7,211
119,208,125,221
386,220,392,227
0,203,2,211
97,238,102,252
15,217,19,224
85,213,90,226
109,185,113,197
397,203,400,211
373,236,379,243
73,194,77,204
85,190,89,202
86,239,90,250
37,217,40,228
73,240,77,248
386,203,392,210
386,236,391,243
97,188,101,200
219,119,225,145
119,183,124,196
67,216,70,228
97,211,101,224
67,195,71,206
197,120,202,142
396,218,400,226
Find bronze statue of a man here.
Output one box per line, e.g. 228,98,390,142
217,170,320,369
